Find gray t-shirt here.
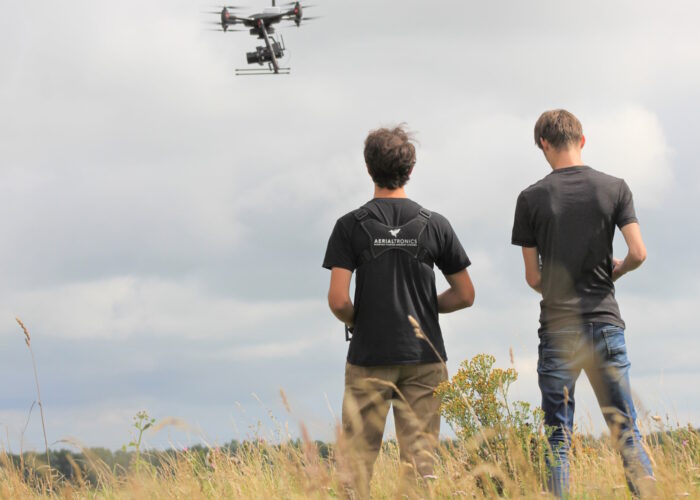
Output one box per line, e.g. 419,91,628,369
511,166,637,333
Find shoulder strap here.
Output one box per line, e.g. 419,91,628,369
353,205,373,266
415,207,433,266
353,207,369,221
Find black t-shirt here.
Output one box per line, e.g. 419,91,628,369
323,198,470,366
511,166,638,333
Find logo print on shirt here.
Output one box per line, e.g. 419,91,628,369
389,228,401,238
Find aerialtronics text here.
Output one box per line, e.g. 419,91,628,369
373,239,418,246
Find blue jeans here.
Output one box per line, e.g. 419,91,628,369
538,323,653,497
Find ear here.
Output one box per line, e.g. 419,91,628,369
539,137,549,151
580,135,586,149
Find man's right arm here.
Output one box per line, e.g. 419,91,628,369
612,222,647,281
437,269,475,313
328,267,355,326
521,246,542,293
512,191,541,294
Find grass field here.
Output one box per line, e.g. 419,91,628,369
6,321,699,498
2,416,699,498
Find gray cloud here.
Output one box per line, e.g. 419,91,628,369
1,0,699,449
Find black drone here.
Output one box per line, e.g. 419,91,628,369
210,1,317,75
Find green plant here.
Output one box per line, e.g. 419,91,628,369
435,353,549,485
122,410,155,473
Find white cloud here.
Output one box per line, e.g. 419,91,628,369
413,112,541,230
212,337,323,360
585,106,673,207
7,276,326,341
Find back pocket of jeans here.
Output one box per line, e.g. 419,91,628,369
538,332,577,372
602,326,627,357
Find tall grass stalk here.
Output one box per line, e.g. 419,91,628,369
15,317,50,469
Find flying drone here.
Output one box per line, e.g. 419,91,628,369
210,1,317,75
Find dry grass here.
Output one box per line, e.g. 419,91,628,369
1,420,698,499
6,317,698,497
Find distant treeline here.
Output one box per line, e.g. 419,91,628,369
2,439,334,486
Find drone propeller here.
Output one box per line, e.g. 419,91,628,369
202,6,246,13
281,17,319,28
205,21,243,27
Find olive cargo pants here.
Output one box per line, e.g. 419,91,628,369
340,361,447,496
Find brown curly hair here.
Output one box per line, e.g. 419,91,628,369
364,125,416,189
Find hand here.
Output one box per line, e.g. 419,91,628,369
612,257,624,281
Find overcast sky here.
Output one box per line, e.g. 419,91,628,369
1,0,699,451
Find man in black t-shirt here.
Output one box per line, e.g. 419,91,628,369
323,125,474,495
512,109,654,497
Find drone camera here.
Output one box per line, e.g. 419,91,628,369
246,42,284,65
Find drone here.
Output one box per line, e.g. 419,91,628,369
210,1,317,75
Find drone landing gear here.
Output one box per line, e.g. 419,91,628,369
235,65,290,76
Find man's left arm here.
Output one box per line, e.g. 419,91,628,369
437,269,475,313
612,222,647,281
433,216,474,313
328,267,354,327
612,181,646,281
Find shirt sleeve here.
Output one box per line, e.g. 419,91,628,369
322,219,356,271
434,218,471,275
511,192,537,247
615,180,638,229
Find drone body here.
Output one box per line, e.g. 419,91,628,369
213,1,317,75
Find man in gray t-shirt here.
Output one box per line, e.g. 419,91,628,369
512,164,637,332
512,109,654,497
